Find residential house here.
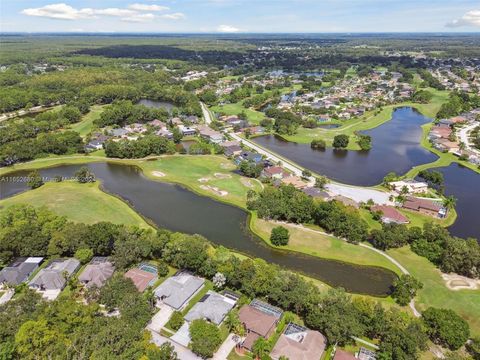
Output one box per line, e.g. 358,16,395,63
124,267,157,292
156,128,173,139
389,180,428,194
184,290,237,325
371,205,409,224
302,187,330,199
403,196,445,218
357,347,377,360
224,144,243,157
185,115,199,124
78,257,115,288
270,323,327,360
261,166,289,180
85,139,104,152
178,124,197,136
333,350,357,360
281,176,308,189
29,258,80,300
238,300,283,351
154,271,205,310
198,125,224,143
0,257,43,287
236,151,263,164
149,119,167,128
109,128,129,138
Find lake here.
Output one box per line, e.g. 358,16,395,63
253,107,438,186
137,99,174,113
0,162,397,296
437,163,480,241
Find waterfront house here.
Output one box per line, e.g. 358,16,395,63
223,144,243,157
270,323,327,360
389,180,428,194
281,176,308,189
332,195,359,208
371,205,409,224
184,290,237,325
198,125,224,143
261,166,289,180
402,196,445,218
302,187,330,199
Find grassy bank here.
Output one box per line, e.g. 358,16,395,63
387,246,480,337
251,215,402,275
0,181,151,228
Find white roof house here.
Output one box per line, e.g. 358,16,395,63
154,271,205,310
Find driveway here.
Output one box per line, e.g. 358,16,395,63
150,331,201,360
213,334,238,360
146,305,174,332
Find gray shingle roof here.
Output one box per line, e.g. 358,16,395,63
0,257,43,286
184,290,236,325
154,271,205,310
78,262,115,288
29,258,80,291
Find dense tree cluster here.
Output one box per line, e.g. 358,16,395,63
247,186,368,243
436,91,480,119
104,136,176,158
96,100,169,128
265,108,303,135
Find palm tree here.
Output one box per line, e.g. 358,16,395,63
252,337,270,359
443,195,457,210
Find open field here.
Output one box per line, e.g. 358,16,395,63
68,105,105,138
251,216,402,274
211,102,266,124
0,181,151,228
388,246,480,337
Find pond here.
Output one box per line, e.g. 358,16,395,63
317,124,340,129
253,107,438,186
0,163,397,296
437,163,480,241
137,99,174,114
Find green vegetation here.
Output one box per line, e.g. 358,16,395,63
212,102,266,125
392,274,423,306
189,319,223,358
0,181,150,228
270,225,290,246
422,307,470,350
68,105,104,137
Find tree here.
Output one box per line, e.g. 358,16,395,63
147,342,179,360
224,309,245,336
252,337,270,359
443,196,457,210
391,275,423,306
310,139,326,150
301,169,312,179
333,134,349,149
15,320,66,359
168,311,184,331
74,248,93,264
357,134,372,151
189,319,222,358
172,127,183,144
212,272,226,289
75,167,95,183
314,176,328,189
270,226,290,246
422,308,470,350
27,170,43,189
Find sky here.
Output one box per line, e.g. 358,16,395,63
1,0,480,33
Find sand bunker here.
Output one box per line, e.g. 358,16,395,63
442,273,480,291
240,178,254,188
197,177,210,183
214,172,232,179
200,185,228,196
220,162,235,170
152,171,166,177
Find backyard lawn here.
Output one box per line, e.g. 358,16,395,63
0,181,151,228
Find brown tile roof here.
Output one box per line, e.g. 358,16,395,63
371,205,409,224
239,305,277,337
271,329,327,360
333,350,357,360
124,268,156,292
403,196,442,212
242,332,260,351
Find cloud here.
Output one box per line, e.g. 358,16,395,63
122,13,155,22
160,12,185,20
217,24,241,32
446,10,480,27
128,4,169,12
21,2,179,22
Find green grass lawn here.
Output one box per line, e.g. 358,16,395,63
68,105,105,138
251,215,402,274
139,155,263,208
0,181,151,228
387,246,480,337
211,102,266,125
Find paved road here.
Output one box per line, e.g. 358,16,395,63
213,334,238,360
458,123,480,156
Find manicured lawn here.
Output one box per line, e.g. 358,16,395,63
139,155,263,208
0,181,151,228
69,105,105,138
251,216,402,274
387,246,480,337
212,102,266,125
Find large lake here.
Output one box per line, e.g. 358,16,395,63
437,164,480,241
253,107,438,186
0,162,397,296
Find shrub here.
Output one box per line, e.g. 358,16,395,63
168,311,184,331
189,319,222,358
74,248,93,265
270,226,290,246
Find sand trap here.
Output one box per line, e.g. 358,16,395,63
220,162,235,170
442,273,480,291
240,178,254,188
214,172,232,179
200,185,228,196
198,177,210,183
152,171,166,177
